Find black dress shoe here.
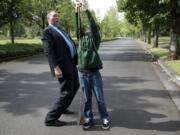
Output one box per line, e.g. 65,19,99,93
62,109,74,114
45,120,66,127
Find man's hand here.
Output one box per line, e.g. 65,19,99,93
54,66,63,79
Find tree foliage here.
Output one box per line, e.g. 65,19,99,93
56,0,75,34
101,7,121,38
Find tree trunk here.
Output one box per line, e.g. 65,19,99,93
67,26,70,35
177,17,180,53
169,0,179,60
42,14,46,30
148,24,152,44
139,30,143,40
153,23,159,48
143,28,147,42
10,21,15,45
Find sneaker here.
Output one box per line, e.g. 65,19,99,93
83,118,93,130
102,119,110,130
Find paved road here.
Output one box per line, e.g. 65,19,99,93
0,38,180,135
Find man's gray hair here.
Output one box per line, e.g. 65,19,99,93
47,10,57,19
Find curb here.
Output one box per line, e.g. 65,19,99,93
158,59,180,88
137,39,180,88
0,51,43,63
157,59,180,113
138,40,180,113
152,62,180,114
101,38,119,42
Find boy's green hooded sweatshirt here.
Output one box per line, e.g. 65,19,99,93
76,10,102,71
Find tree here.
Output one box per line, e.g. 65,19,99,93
0,0,11,27
158,0,180,59
117,0,180,59
117,0,169,47
169,0,180,59
25,0,57,30
120,19,140,37
56,0,75,34
0,0,33,44
101,7,121,38
117,0,153,43
1,0,28,44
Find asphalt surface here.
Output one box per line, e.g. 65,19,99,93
0,38,180,135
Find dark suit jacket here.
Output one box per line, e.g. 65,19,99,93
41,26,78,77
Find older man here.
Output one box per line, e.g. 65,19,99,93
41,11,79,126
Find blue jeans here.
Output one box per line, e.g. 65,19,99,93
79,70,109,120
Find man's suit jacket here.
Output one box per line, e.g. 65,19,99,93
41,26,78,77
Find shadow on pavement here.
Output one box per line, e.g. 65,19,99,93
109,109,180,131
0,69,62,115
15,54,48,65
100,52,153,62
103,76,180,131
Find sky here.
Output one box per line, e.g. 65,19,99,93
88,0,117,19
72,0,119,20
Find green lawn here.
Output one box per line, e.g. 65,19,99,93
159,37,170,45
166,60,180,75
145,43,153,49
143,36,180,76
0,39,42,61
0,38,41,45
150,48,170,59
